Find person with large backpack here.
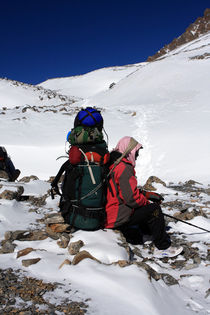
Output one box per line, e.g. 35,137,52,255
0,147,21,181
105,136,183,258
51,107,109,231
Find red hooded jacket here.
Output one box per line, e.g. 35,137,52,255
105,157,149,228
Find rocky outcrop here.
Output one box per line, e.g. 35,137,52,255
0,268,88,314
147,9,210,61
0,185,24,200
19,175,39,182
143,176,166,191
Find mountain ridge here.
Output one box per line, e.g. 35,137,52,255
147,8,210,61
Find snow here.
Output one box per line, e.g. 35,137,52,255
1,180,208,314
39,63,144,98
0,184,196,315
0,78,77,109
0,32,210,314
1,33,208,184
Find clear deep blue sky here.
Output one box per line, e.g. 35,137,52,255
0,0,209,84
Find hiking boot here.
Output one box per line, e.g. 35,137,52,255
153,246,183,258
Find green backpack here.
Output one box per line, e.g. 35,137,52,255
60,142,109,230
68,126,103,145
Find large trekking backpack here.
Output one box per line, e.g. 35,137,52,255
60,142,110,230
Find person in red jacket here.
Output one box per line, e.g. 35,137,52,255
105,136,182,257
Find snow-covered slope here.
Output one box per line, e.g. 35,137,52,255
38,63,143,98
0,78,78,109
0,33,210,184
84,32,210,184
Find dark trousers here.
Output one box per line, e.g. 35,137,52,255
0,158,17,181
5,158,16,177
121,203,171,250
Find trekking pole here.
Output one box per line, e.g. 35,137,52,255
164,213,210,233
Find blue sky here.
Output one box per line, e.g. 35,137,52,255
0,0,209,84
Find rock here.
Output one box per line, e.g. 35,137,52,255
47,223,70,233
0,189,17,200
44,213,65,224
19,175,39,182
205,188,210,195
109,82,116,89
163,200,185,211
28,195,48,206
184,180,202,186
14,186,25,199
57,235,70,248
132,246,144,259
184,263,198,270
160,274,179,286
47,174,64,184
8,230,48,242
22,258,41,267
170,260,186,269
45,225,60,240
4,231,13,241
0,267,88,313
0,185,24,200
28,207,39,213
2,229,48,243
68,240,84,255
135,261,179,285
135,261,161,281
47,176,55,183
72,250,100,265
0,241,16,254
117,260,129,268
17,248,34,258
143,176,166,191
174,211,194,221
59,259,71,269
193,255,201,264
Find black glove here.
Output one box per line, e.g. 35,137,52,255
142,190,164,203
